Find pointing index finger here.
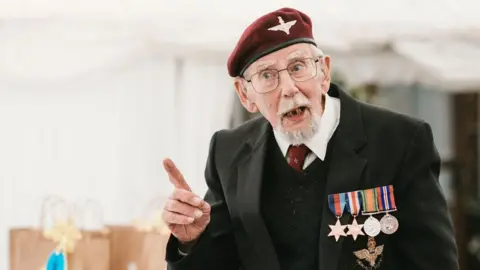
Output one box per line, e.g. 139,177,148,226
163,158,191,191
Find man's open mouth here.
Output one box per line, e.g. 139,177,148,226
282,106,308,118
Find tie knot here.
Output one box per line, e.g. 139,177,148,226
287,144,311,172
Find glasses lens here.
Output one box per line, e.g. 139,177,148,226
251,70,279,93
288,58,317,82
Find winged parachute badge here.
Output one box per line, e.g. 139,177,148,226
353,237,384,269
268,16,297,35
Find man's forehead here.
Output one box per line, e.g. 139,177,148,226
252,49,310,69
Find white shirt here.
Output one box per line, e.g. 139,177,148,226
273,94,341,169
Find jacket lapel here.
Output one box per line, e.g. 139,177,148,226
319,85,368,270
236,119,280,270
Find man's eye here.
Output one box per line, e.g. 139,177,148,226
260,71,276,79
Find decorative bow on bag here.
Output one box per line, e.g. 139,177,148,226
34,195,82,270
43,218,82,270
43,198,111,270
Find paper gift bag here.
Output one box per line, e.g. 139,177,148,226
10,196,111,270
109,226,170,270
10,195,72,270
108,226,148,270
69,230,110,270
69,199,111,270
109,197,170,270
137,230,169,270
10,228,58,270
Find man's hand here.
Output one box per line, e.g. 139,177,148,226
162,158,211,244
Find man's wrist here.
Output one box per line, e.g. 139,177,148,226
177,239,199,256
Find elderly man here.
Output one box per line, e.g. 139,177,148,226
162,7,459,270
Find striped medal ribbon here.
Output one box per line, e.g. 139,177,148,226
361,188,381,237
327,192,348,242
376,185,399,234
346,190,365,241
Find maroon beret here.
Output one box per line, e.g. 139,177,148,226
227,7,317,77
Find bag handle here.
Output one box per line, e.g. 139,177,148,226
38,195,81,254
133,196,169,234
37,195,71,230
75,199,109,234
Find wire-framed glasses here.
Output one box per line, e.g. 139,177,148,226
244,57,320,94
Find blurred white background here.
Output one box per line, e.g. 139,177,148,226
1,0,480,269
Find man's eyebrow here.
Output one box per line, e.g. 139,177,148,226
247,51,309,76
254,60,277,71
287,50,307,60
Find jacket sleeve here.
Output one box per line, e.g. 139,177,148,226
165,131,240,270
393,122,459,269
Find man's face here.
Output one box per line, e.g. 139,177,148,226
234,43,331,144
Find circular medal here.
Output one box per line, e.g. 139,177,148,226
363,216,381,237
380,214,399,234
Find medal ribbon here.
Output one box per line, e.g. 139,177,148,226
376,185,397,212
361,188,378,214
347,191,362,216
328,193,347,218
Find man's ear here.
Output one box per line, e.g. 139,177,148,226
320,55,332,94
234,79,259,113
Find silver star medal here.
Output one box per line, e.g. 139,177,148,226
268,16,297,35
328,219,347,241
347,219,364,241
327,193,348,242
346,191,365,241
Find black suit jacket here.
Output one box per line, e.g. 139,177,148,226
166,84,459,270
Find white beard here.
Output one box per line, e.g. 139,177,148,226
274,111,321,145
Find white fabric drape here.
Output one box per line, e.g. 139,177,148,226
0,55,176,269
0,27,234,269
173,57,234,195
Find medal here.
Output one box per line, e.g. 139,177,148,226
346,190,365,241
380,214,398,234
376,185,399,234
361,188,381,237
363,216,381,237
327,192,347,241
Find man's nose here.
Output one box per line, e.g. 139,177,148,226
278,71,298,97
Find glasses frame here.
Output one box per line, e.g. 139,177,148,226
242,57,321,94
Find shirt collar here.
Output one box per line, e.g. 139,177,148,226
273,93,340,160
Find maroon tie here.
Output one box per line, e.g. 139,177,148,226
287,144,311,172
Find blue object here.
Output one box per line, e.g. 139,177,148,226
46,251,66,270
